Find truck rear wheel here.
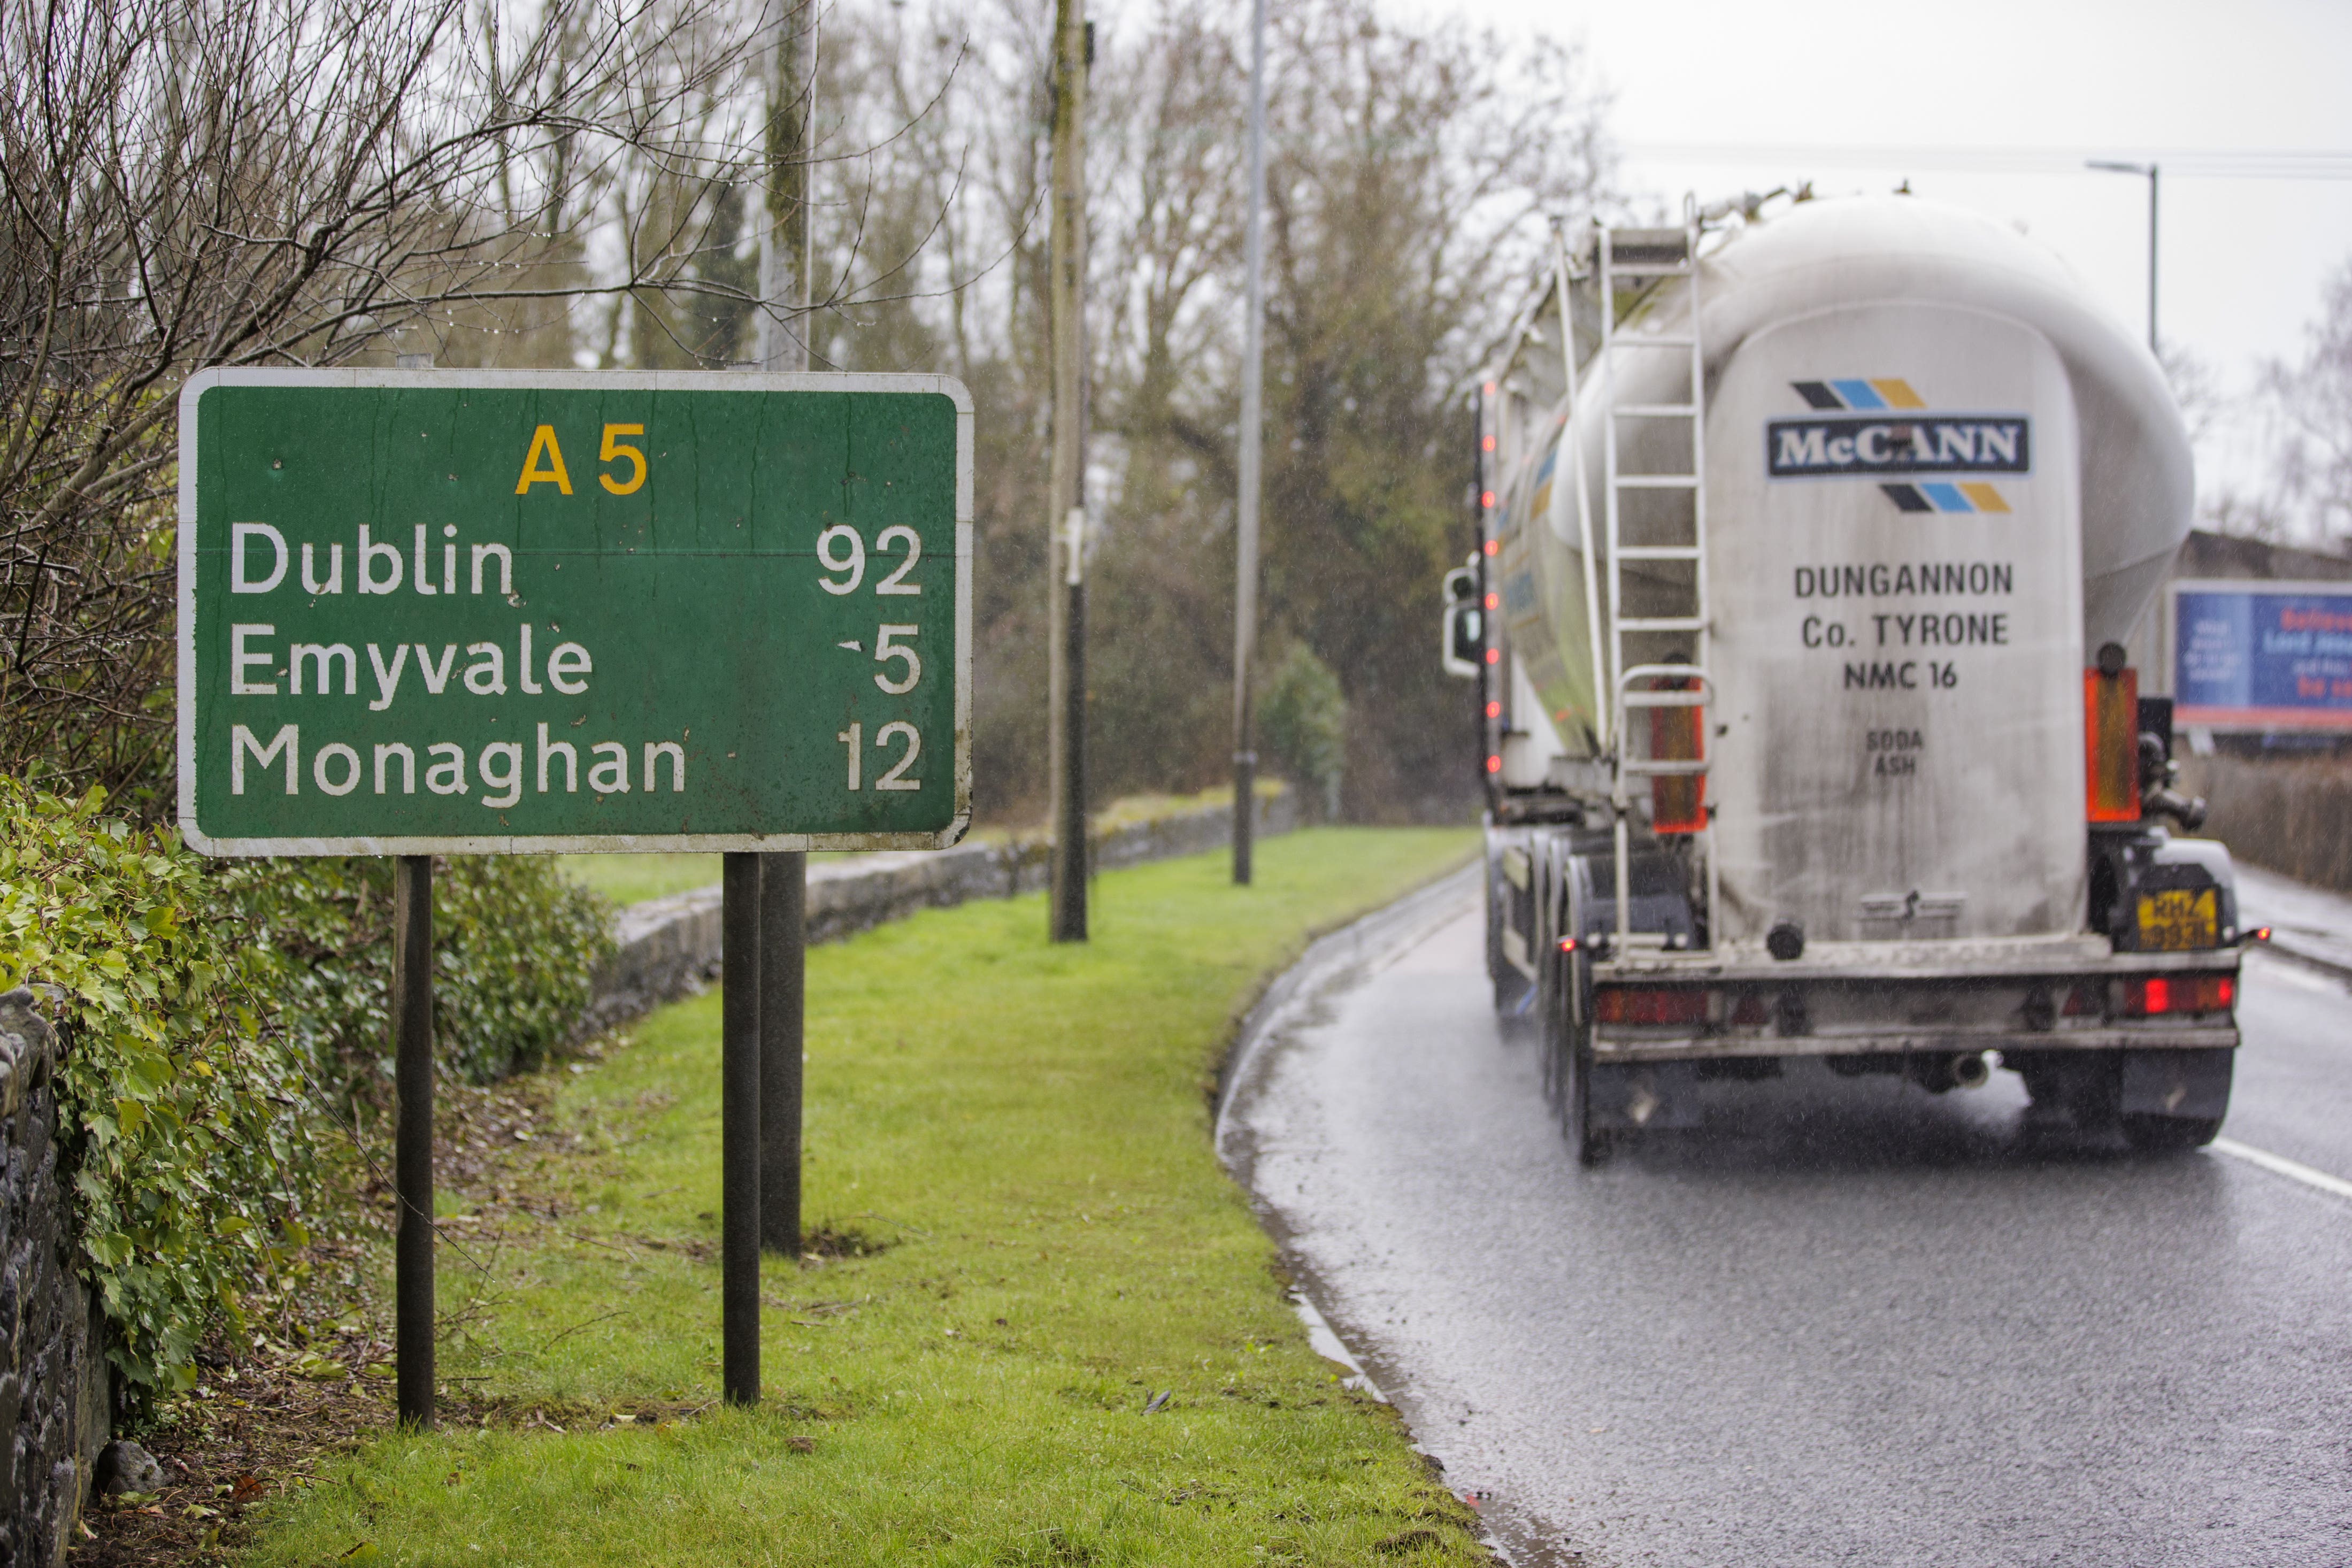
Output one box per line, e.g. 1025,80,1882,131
2015,1052,2122,1134
2121,1114,2224,1152
1539,942,1607,1164
1486,881,1533,1015
1564,1021,1608,1166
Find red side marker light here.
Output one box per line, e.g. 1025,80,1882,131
1483,539,1498,557
2250,926,2272,943
1558,936,1577,953
1480,489,1496,509
1482,435,1496,452
1485,701,1501,718
1485,648,1500,665
1485,591,1498,610
1486,755,1502,774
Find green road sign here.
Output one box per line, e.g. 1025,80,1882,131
176,370,971,855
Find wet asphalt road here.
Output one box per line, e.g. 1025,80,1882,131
1223,874,2352,1567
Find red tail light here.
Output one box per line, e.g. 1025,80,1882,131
1594,987,1709,1026
2130,974,2234,1016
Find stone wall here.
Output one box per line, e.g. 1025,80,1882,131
0,990,110,1568
589,788,1304,1027
2180,755,2352,895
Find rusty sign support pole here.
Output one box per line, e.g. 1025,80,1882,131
721,853,763,1405
393,854,435,1429
760,854,804,1255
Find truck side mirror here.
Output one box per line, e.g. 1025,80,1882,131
1443,604,1484,678
1442,566,1484,679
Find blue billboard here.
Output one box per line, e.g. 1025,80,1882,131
2173,583,2352,731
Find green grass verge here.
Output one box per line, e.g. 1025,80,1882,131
252,827,1481,1566
557,852,725,906
559,784,1294,907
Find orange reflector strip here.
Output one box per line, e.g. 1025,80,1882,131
1649,672,1705,835
2084,666,2140,823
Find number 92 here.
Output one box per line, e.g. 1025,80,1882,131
817,524,923,596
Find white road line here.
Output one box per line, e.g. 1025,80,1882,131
2212,1137,2352,1203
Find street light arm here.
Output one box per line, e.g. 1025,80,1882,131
2086,159,2160,352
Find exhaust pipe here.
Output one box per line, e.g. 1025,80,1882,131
1907,1050,1991,1094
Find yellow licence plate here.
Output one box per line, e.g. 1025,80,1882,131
2137,888,2218,951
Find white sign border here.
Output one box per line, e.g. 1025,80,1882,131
177,367,974,856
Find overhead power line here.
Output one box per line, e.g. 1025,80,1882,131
1622,144,2352,181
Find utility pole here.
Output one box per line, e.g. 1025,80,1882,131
2087,158,2159,352
1230,0,1267,885
756,0,812,1260
1047,0,1089,941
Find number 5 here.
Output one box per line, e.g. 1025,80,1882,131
599,424,647,495
874,625,921,693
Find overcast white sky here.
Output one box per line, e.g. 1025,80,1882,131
1412,0,2352,506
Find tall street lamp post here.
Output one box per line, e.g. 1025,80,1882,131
1231,0,1267,885
2087,158,2159,353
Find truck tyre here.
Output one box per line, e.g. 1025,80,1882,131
1486,876,1532,1016
1536,940,1564,1112
2017,1052,2122,1133
1564,1016,1608,1166
1494,964,1533,1016
2121,1113,2224,1152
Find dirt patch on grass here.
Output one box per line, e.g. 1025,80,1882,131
72,1035,643,1566
71,1331,393,1568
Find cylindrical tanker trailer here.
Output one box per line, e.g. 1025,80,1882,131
1446,192,2251,1162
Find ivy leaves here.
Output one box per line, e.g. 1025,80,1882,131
2,781,320,1402
1,781,616,1407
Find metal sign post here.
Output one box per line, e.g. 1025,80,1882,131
179,369,972,1422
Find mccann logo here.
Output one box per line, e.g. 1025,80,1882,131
1766,379,2028,514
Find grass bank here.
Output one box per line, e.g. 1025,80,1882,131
557,781,1292,906
249,827,1480,1566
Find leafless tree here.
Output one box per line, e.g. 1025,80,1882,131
0,0,962,802
2257,259,2352,548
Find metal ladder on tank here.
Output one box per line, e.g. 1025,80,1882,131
1596,199,1719,950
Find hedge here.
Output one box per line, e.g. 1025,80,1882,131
0,781,616,1405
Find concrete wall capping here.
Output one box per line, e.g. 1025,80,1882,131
588,789,1303,1031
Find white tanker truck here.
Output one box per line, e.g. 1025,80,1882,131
1444,192,2254,1163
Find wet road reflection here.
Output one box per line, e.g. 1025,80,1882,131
1225,895,2352,1568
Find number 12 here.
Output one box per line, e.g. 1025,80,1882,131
836,721,922,791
